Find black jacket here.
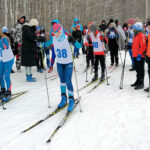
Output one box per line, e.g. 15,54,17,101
72,30,82,43
21,25,37,66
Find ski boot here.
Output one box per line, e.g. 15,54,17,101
37,69,43,73
131,81,138,87
100,72,105,82
2,91,11,102
0,88,6,99
144,87,149,92
67,96,74,112
134,84,144,90
58,93,67,109
92,72,98,81
26,75,36,82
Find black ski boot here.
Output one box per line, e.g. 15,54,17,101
92,72,98,81
144,87,149,92
100,72,105,82
131,81,138,87
0,88,6,99
134,84,144,90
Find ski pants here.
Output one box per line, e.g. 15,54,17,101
0,59,14,91
134,57,145,85
86,47,94,68
57,62,74,96
36,48,44,70
110,49,118,65
94,55,105,74
74,47,79,58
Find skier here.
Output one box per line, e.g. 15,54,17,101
2,26,15,73
71,18,83,33
0,30,14,101
21,19,38,82
144,21,150,92
72,24,82,58
106,22,119,66
88,23,108,81
84,22,94,71
127,18,135,71
131,22,147,90
47,23,81,112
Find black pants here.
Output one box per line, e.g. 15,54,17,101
94,55,105,74
134,57,145,85
86,47,94,68
36,49,44,70
110,50,118,65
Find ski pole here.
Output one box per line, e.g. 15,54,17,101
44,40,51,108
74,64,82,112
1,100,6,110
119,49,127,89
86,66,88,82
148,77,150,97
71,44,82,112
105,54,110,85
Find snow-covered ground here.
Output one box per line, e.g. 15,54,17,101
1,51,150,150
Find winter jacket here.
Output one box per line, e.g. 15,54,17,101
85,31,108,55
72,30,82,44
116,25,126,50
21,25,37,66
132,32,146,58
0,37,14,62
99,24,107,32
146,33,150,57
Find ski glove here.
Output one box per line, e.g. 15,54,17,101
136,54,142,61
48,66,53,73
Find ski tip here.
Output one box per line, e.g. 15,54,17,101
46,139,51,143
21,130,26,133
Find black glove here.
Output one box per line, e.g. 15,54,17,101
68,36,76,44
145,56,149,63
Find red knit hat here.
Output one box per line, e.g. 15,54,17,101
52,23,62,34
128,18,135,25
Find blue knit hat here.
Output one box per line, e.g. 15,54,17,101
2,26,8,33
133,22,143,31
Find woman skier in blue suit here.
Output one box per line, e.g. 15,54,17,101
46,22,81,112
0,30,14,101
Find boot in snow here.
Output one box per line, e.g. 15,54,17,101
26,75,36,82
58,93,67,109
92,72,98,81
67,96,74,112
0,88,6,99
2,91,11,102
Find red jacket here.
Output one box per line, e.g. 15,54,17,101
132,32,146,57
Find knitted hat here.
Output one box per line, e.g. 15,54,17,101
132,22,143,31
2,26,8,33
30,19,38,27
128,18,135,25
52,23,62,34
90,24,97,32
